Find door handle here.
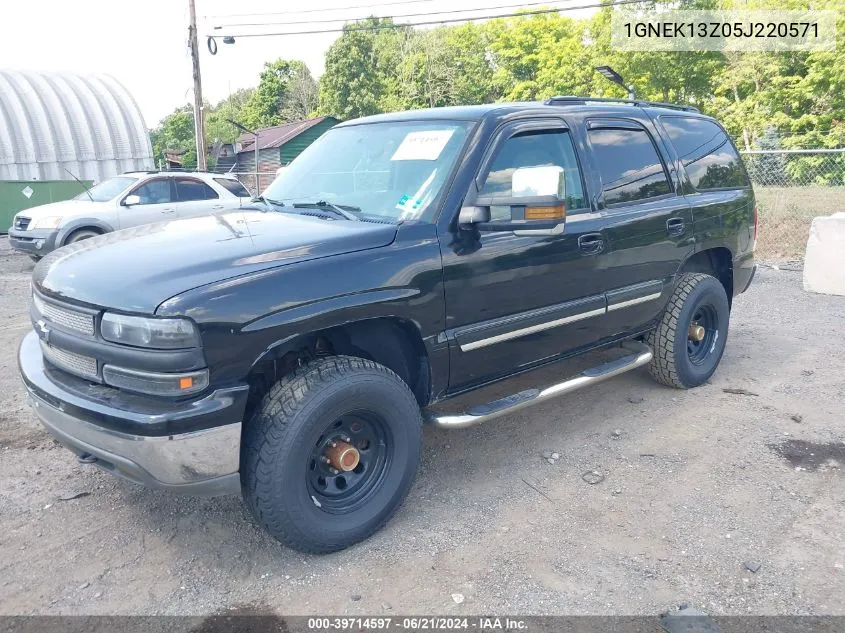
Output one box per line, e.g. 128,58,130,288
160,208,176,214
578,233,605,255
666,217,685,236
211,204,225,210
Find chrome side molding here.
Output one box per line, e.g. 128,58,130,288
425,341,653,429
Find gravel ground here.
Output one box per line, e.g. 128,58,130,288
0,236,843,616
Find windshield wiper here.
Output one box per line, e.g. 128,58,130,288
291,200,361,221
252,195,287,209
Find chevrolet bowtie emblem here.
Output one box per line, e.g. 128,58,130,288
36,319,50,343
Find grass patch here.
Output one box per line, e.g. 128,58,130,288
753,186,845,260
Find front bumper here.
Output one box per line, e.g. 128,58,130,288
8,228,59,256
18,331,246,495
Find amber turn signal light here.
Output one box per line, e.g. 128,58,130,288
524,204,566,221
179,377,194,390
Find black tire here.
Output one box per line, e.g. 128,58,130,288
241,355,423,553
28,255,42,263
646,273,730,389
64,228,100,244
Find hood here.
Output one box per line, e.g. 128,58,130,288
20,198,110,220
33,210,398,313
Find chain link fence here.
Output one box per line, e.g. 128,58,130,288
741,149,845,260
220,152,845,262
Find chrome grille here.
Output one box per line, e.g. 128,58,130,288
32,293,95,336
40,342,99,381
14,216,31,230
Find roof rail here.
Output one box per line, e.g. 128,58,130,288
543,96,700,113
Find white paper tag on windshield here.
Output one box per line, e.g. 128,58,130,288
391,130,454,161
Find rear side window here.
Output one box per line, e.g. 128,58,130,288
175,178,218,201
588,127,671,205
661,117,749,190
214,178,251,198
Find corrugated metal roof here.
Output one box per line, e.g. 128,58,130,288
0,69,154,181
237,117,338,152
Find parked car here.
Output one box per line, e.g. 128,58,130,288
8,171,251,260
19,98,756,553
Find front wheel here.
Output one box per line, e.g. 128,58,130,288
646,273,730,389
64,228,100,244
240,356,422,553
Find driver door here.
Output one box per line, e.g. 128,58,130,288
439,119,610,391
119,177,176,228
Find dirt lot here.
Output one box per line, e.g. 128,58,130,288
0,236,843,616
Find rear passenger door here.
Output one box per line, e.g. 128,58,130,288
582,118,693,337
173,177,225,218
656,116,755,264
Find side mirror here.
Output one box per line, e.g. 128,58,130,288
123,194,141,206
461,165,567,234
511,165,565,198
458,205,491,225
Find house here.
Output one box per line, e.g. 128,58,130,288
235,116,340,193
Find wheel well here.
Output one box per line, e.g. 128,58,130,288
680,248,733,303
63,226,104,245
243,318,431,423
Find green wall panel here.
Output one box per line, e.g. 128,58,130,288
0,180,93,232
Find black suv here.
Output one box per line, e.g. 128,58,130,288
19,97,756,552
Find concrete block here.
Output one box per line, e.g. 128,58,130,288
803,212,845,296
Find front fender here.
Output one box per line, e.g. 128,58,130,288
55,217,115,246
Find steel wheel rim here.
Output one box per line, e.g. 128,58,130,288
306,412,391,514
687,303,719,366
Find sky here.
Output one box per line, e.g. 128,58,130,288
2,0,598,129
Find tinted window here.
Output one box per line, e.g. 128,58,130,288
214,178,250,197
662,117,748,190
132,179,172,205
175,178,218,201
480,130,586,218
77,176,137,202
588,127,671,205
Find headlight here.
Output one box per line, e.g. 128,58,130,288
29,216,63,230
100,313,200,349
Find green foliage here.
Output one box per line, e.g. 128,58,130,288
152,0,844,182
319,18,406,119
149,105,196,169
149,59,319,168
241,60,317,128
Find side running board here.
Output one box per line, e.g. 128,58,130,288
425,342,653,429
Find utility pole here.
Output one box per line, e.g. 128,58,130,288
188,0,208,170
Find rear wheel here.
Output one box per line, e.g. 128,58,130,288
646,273,730,389
241,355,422,553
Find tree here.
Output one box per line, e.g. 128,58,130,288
319,18,405,119
205,88,254,144
283,66,319,120
242,59,314,128
149,105,196,168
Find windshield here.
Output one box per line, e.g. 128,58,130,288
75,176,138,202
262,121,472,221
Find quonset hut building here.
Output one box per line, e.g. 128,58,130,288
0,69,154,230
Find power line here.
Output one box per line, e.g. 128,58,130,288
211,0,645,38
213,0,591,29
204,0,435,20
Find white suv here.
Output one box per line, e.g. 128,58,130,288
9,172,251,260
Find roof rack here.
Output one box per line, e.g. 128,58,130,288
543,96,699,113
